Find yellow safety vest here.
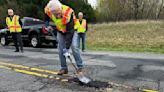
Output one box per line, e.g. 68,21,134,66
77,19,86,33
6,15,22,33
45,5,77,33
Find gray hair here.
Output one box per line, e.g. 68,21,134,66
78,12,83,16
47,0,62,11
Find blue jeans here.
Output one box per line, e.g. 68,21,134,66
57,32,84,70
78,33,86,51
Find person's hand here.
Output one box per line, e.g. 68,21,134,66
45,26,53,31
48,26,53,30
63,48,71,58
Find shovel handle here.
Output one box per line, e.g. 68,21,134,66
68,56,78,72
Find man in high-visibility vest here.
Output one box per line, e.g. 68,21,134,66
6,9,23,53
45,0,84,75
77,12,88,52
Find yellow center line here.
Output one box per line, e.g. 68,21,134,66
0,61,58,75
0,61,29,68
142,89,158,92
0,65,12,70
0,65,65,81
108,81,159,92
0,61,159,91
14,69,50,78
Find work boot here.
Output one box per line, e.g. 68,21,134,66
21,50,24,53
14,50,19,52
57,69,68,75
77,68,84,75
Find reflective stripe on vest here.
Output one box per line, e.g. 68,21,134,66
45,5,77,33
51,15,67,33
73,13,78,30
77,19,86,33
51,5,73,33
45,6,51,18
6,15,22,33
63,7,71,25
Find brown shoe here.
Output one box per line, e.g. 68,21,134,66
77,68,84,75
57,69,68,75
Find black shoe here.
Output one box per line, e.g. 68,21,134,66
14,50,19,52
21,50,24,53
77,68,84,75
77,68,84,73
57,69,68,75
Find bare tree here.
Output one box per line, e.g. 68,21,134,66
156,0,164,19
96,0,164,22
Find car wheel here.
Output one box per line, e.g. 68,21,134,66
23,41,29,47
30,35,40,48
52,41,58,48
0,35,8,46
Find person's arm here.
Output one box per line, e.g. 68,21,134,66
5,17,8,29
44,14,51,27
86,20,88,32
18,18,22,27
65,13,75,49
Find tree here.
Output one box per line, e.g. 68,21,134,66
61,0,95,22
0,0,95,28
96,0,164,22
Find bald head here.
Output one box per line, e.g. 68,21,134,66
8,9,14,17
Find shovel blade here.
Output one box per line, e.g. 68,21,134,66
78,76,91,84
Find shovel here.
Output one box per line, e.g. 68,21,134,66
67,56,91,84
46,26,91,84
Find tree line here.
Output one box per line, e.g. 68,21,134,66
0,0,95,28
96,0,164,22
0,0,164,28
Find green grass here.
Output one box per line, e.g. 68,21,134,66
86,20,164,53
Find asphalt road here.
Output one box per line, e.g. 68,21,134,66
0,45,164,92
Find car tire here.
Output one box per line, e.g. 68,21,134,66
30,35,40,48
23,41,29,47
0,35,9,46
52,41,58,48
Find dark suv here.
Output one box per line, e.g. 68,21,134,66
0,17,57,47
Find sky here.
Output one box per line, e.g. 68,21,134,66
88,0,97,7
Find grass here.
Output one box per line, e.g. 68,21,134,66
86,20,164,53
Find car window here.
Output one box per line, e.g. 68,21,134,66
24,18,44,26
